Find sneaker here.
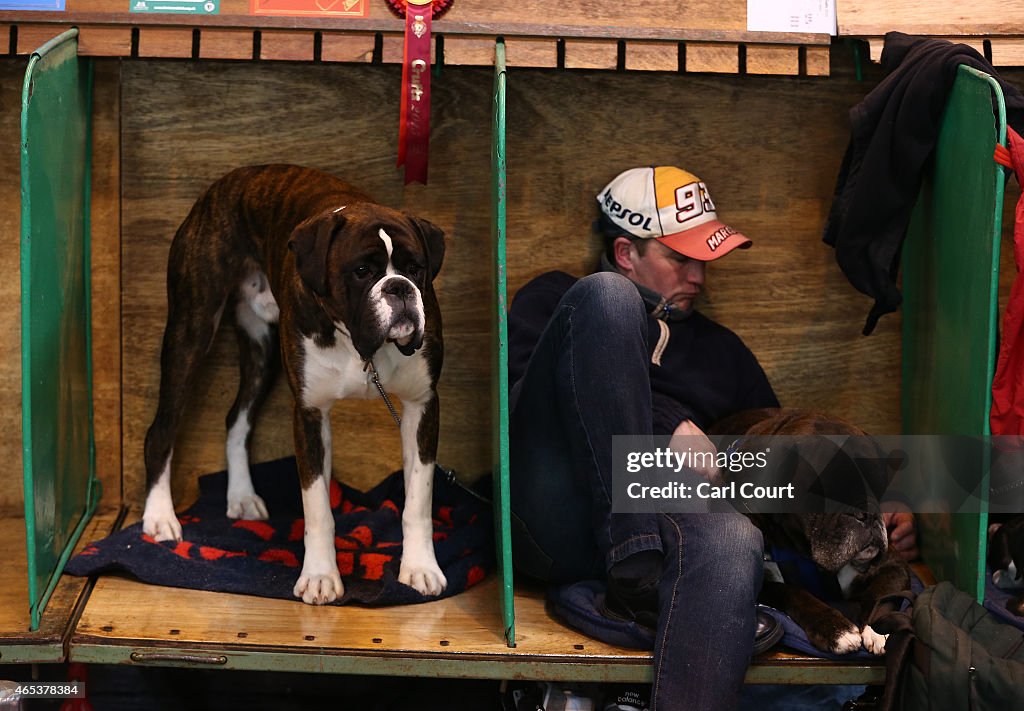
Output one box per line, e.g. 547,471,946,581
500,680,544,710
602,551,662,630
541,682,597,711
753,608,784,655
602,685,650,711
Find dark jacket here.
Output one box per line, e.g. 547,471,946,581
507,270,779,434
823,32,1024,335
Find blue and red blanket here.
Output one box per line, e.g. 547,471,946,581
67,457,494,606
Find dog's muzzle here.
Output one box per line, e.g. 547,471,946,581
379,276,425,356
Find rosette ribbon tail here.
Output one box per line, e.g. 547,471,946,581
396,0,435,184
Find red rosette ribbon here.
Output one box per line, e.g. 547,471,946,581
385,0,454,20
388,0,453,184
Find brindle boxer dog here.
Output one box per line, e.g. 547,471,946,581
142,164,447,605
710,408,911,655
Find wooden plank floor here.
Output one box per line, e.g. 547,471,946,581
72,572,885,684
0,511,121,663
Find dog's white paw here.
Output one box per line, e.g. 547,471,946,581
861,624,889,655
398,557,448,596
226,491,269,520
142,511,183,543
293,569,344,605
830,624,863,655
143,484,182,542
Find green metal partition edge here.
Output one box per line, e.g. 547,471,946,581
491,39,515,647
20,28,100,631
902,64,1007,601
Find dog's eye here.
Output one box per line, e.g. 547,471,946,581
353,265,372,279
406,263,424,278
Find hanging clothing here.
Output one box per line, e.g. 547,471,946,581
991,127,1024,436
823,32,1024,335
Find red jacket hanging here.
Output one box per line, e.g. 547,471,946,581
991,126,1024,435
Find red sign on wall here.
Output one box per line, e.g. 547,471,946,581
250,0,367,17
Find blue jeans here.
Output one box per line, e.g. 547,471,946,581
509,272,763,711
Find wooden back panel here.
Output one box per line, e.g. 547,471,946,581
502,67,904,431
0,58,26,515
117,56,906,513
120,61,495,508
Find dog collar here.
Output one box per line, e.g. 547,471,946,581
725,437,745,458
363,358,402,427
765,545,843,601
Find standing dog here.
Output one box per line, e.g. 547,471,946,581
711,408,912,655
142,164,447,605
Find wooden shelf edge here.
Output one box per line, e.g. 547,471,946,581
70,639,888,688
839,23,1024,38
68,639,652,681
747,655,885,685
68,637,885,684
0,637,66,665
6,23,831,75
0,11,830,45
857,34,1024,68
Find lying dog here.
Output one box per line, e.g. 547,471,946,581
141,164,447,605
988,514,1024,616
710,408,911,655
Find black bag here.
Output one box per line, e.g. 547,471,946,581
881,581,1024,710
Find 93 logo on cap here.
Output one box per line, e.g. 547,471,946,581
674,182,716,224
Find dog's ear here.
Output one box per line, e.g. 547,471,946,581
409,216,446,280
288,214,341,296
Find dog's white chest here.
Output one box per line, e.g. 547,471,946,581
301,333,376,407
300,330,430,410
836,563,859,598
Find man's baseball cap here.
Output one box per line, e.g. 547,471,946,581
596,166,752,260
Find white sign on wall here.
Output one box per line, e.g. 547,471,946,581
747,0,837,35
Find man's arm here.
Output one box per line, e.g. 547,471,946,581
652,391,698,435
671,418,722,484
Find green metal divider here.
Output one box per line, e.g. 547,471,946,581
20,28,100,630
491,39,515,647
902,65,1007,601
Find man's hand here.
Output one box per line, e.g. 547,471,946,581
671,419,721,483
882,502,919,562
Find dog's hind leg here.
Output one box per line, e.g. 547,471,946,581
143,285,229,542
225,270,280,520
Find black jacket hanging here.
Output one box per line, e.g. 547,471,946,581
823,32,1024,335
